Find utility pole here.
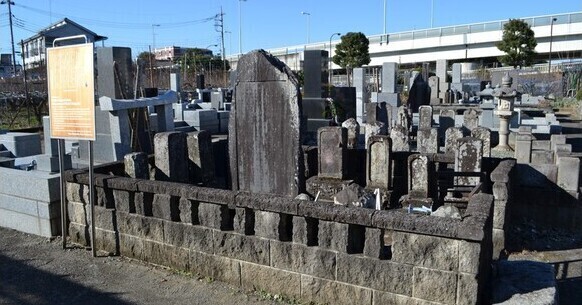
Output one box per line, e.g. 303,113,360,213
2,0,17,76
215,7,227,86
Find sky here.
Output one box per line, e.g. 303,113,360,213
1,0,581,63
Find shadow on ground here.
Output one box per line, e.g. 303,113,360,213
557,277,582,305
0,254,131,305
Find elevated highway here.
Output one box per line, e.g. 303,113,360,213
227,11,582,71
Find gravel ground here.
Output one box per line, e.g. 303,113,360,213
0,227,284,305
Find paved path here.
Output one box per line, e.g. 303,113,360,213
0,227,280,305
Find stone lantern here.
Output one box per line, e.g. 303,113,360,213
477,83,495,104
493,73,518,151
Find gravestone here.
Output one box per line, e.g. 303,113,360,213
303,50,329,98
463,109,479,131
366,102,379,124
229,50,305,197
170,73,181,93
368,102,393,130
436,60,450,100
187,130,216,186
354,67,367,124
390,126,410,152
384,103,394,130
408,154,431,198
550,134,566,151
439,109,456,145
365,121,387,147
557,156,580,193
429,76,440,105
408,73,429,113
531,150,553,164
436,59,447,80
366,135,392,189
455,137,483,186
418,105,433,130
417,128,438,154
378,62,401,109
341,118,360,149
154,131,188,183
445,127,464,155
396,106,410,131
479,102,496,129
451,63,462,91
471,127,491,157
382,62,397,93
318,127,347,179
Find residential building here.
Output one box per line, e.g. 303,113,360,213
20,18,107,69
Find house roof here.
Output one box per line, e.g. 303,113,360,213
20,18,107,45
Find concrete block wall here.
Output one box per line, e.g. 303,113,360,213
0,167,62,237
65,168,494,305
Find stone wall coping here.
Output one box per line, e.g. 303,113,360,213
64,169,493,242
490,159,516,183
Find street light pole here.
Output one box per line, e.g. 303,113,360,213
1,0,17,76
206,44,218,84
329,32,341,85
238,0,246,55
301,11,311,44
548,17,557,74
152,24,160,58
430,0,434,28
225,31,232,55
383,0,387,34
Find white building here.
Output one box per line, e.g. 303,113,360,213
20,18,107,69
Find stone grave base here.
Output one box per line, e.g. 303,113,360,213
306,176,354,201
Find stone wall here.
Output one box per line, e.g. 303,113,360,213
490,159,516,259
65,167,494,305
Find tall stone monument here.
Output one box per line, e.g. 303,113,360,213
229,50,305,197
493,73,517,152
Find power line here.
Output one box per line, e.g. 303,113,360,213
15,3,215,29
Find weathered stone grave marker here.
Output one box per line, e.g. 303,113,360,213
455,137,483,186
390,126,410,152
417,128,438,154
463,109,479,131
418,105,433,130
366,135,392,189
341,118,360,149
445,127,464,155
318,127,347,179
471,127,491,158
229,50,305,197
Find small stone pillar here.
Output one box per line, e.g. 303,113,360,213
124,152,149,179
493,73,517,152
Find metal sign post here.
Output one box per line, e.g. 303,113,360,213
58,139,67,249
47,36,96,256
88,141,96,257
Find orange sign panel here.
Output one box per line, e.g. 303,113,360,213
47,43,95,140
